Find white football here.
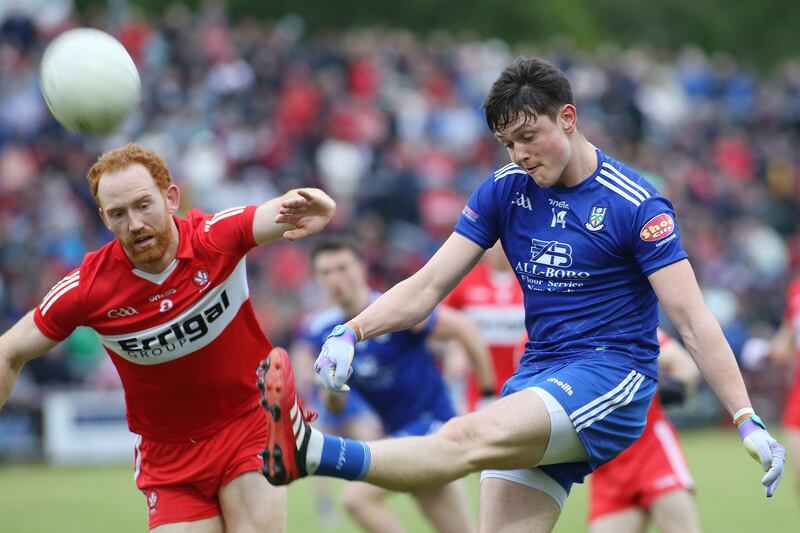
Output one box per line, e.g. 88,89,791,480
40,28,141,134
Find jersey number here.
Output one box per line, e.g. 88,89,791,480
551,209,567,229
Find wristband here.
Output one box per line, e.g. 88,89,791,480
345,320,364,342
733,407,755,425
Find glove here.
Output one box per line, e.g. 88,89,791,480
738,414,786,497
314,324,357,392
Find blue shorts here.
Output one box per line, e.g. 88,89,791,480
501,355,657,494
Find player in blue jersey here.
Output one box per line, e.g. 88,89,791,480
258,57,785,532
292,236,495,532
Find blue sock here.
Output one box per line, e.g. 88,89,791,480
314,433,371,480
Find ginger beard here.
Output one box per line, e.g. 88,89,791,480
120,211,173,266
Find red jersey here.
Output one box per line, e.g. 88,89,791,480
781,278,800,428
34,206,272,441
444,261,525,405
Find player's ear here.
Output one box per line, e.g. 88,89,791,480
98,207,112,230
164,184,180,213
560,104,578,134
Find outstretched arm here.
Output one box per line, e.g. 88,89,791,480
650,259,785,496
0,311,60,409
314,233,485,391
252,188,336,245
427,306,496,393
649,260,748,415
352,233,485,339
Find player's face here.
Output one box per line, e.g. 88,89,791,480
494,106,575,188
97,164,180,268
313,249,368,308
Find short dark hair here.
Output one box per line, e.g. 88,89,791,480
483,57,574,133
310,235,363,264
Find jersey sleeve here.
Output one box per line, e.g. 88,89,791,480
453,174,507,249
631,197,689,276
32,269,85,341
194,205,259,258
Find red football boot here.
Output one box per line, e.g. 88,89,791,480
258,347,317,485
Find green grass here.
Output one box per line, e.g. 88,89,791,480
0,429,796,532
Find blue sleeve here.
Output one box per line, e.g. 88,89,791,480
631,197,688,276
453,174,504,249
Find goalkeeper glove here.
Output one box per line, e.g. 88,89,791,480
314,323,357,392
737,411,786,497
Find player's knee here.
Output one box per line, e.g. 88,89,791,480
436,413,505,470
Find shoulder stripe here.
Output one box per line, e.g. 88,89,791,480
210,206,247,221
596,176,641,206
601,163,651,199
40,281,80,316
494,165,526,182
204,208,245,232
495,162,517,175
599,169,646,202
41,272,79,307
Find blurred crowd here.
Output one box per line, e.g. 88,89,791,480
1,4,799,402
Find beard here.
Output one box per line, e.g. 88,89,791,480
121,216,174,266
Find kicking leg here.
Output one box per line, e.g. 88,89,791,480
360,389,551,490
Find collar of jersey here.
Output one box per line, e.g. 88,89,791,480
549,148,602,195
111,215,195,268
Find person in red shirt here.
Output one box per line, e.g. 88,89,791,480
768,276,800,499
443,241,525,410
588,330,702,533
0,143,335,532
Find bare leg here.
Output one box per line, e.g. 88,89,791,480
363,390,551,490
589,507,648,533
784,429,800,498
649,489,702,533
414,479,476,533
479,477,560,533
340,481,406,533
218,471,287,533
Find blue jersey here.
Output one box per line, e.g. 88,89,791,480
454,149,687,379
300,293,455,433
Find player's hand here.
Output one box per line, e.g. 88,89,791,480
738,414,786,497
314,324,356,392
275,188,336,241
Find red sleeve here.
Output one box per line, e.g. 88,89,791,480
192,205,258,258
33,269,84,341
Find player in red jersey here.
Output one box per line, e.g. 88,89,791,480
588,330,702,533
768,276,800,500
443,241,525,411
0,143,335,532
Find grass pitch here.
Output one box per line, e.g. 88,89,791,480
0,429,796,532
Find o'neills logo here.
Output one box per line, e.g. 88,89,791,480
640,213,674,242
